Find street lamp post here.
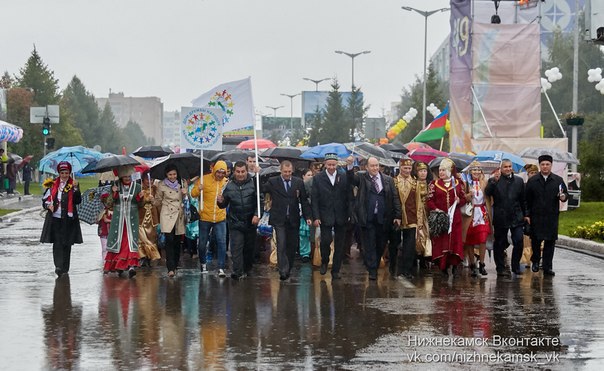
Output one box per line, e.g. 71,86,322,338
302,77,331,91
334,50,371,89
265,105,284,117
280,93,300,130
401,6,449,129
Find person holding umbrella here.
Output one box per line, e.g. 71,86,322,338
40,161,83,277
154,164,188,278
103,166,143,278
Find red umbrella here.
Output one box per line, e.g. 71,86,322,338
404,142,432,151
237,139,277,150
409,148,448,163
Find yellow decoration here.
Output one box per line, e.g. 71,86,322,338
445,119,451,132
396,119,407,130
43,177,55,188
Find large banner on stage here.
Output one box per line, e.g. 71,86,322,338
472,23,541,138
180,107,224,150
449,0,473,153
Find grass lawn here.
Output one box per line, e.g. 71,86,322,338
559,202,604,237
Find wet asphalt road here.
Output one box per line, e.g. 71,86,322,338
0,209,603,370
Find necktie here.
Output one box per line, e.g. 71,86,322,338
372,175,380,193
285,180,290,193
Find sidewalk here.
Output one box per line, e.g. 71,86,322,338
0,193,40,221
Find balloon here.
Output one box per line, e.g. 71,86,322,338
445,119,451,132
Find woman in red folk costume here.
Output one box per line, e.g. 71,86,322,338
426,158,466,277
40,161,83,277
103,166,144,278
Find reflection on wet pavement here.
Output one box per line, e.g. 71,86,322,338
1,211,603,369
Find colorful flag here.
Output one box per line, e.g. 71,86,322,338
412,105,449,143
180,107,224,150
190,77,255,133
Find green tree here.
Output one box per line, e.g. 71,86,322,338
345,86,370,139
0,71,13,89
396,63,447,146
578,113,604,201
317,80,349,144
307,107,325,146
61,75,100,148
118,120,153,153
16,47,59,106
98,102,121,153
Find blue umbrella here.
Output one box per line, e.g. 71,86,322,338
39,145,105,175
300,143,350,159
474,150,525,173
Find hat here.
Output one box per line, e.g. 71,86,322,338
524,163,538,173
117,165,134,178
415,162,428,170
324,153,339,161
57,161,72,173
468,160,482,170
399,157,413,166
213,160,227,173
439,158,454,171
538,154,553,164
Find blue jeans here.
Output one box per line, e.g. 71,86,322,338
198,220,227,269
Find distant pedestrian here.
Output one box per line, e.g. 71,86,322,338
40,161,83,277
22,161,33,195
525,155,568,276
97,192,113,261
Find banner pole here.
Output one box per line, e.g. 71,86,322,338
253,127,261,216
199,150,204,211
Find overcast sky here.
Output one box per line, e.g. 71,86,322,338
2,0,452,119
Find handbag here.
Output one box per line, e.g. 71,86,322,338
463,203,473,217
189,203,200,223
257,211,273,237
428,210,449,237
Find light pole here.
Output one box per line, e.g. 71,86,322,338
401,6,450,129
302,77,331,91
334,50,371,89
265,105,284,117
280,93,300,130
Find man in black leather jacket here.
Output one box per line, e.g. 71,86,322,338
218,161,262,279
485,159,527,276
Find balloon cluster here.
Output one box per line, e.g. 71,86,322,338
587,68,604,94
386,108,417,140
426,103,441,118
541,67,562,93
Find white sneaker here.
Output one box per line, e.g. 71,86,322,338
200,264,208,273
218,269,226,277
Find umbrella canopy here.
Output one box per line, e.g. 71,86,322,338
259,165,281,178
16,154,33,169
380,143,408,154
301,143,350,159
448,152,474,169
77,185,111,225
346,142,397,167
236,138,276,150
518,147,580,165
81,154,142,174
474,150,525,173
0,120,24,143
261,147,303,160
132,145,174,158
404,142,432,151
6,152,22,164
38,146,104,175
462,160,501,174
210,149,251,163
149,152,202,180
408,148,448,163
429,156,470,172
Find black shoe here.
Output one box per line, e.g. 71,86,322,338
403,273,413,280
543,270,556,276
497,270,510,277
301,256,310,263
279,273,289,281
441,269,449,277
368,272,377,280
331,272,341,280
231,273,241,280
479,263,488,276
512,269,523,276
320,263,328,275
531,263,539,273
55,268,62,277
128,268,136,279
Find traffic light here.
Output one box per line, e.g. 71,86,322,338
45,137,55,150
42,117,51,136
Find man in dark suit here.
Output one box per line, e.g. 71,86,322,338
311,153,350,279
264,160,312,280
347,156,401,280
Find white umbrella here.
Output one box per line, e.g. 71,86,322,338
518,147,580,165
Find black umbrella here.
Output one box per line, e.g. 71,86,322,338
81,155,142,174
260,165,281,178
261,147,303,160
191,149,223,161
448,152,474,170
132,145,174,158
428,156,468,172
210,149,251,163
345,142,397,167
380,143,408,154
149,152,202,180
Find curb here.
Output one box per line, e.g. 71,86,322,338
557,235,604,259
0,206,41,222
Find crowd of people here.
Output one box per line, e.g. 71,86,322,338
39,151,569,282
